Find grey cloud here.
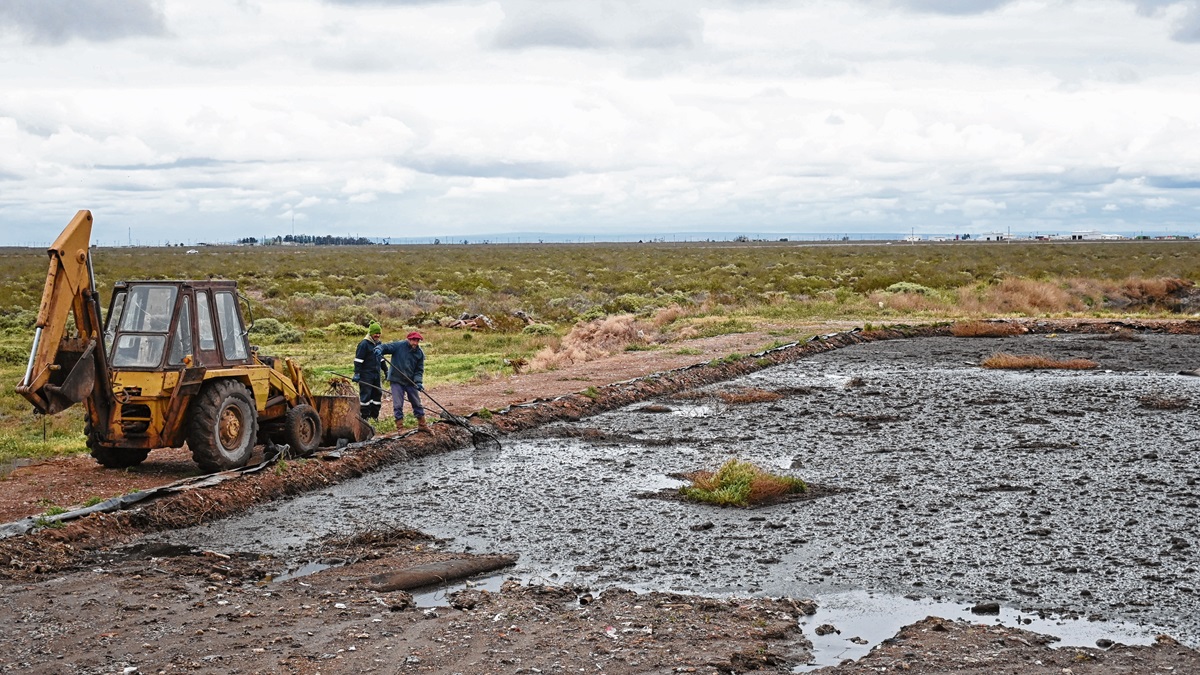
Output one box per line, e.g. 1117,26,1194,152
1146,175,1200,189
322,0,461,4
95,158,231,171
490,2,702,50
1005,167,1122,190
0,0,167,44
1131,0,1183,15
492,16,602,49
885,0,1016,14
1126,0,1200,42
404,157,576,180
1171,4,1200,42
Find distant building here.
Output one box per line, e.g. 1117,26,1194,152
980,232,1013,241
1068,230,1123,240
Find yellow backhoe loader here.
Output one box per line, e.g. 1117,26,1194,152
15,210,373,473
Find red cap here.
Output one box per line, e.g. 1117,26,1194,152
407,331,423,341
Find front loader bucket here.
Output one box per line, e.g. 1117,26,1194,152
313,394,374,445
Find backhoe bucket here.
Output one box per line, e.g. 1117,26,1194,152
313,394,374,445
21,338,98,415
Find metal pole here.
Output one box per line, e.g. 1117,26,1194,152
22,327,42,387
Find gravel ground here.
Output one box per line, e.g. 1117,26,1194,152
151,332,1200,662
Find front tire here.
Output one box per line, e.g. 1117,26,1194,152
188,380,258,473
85,421,150,468
284,403,323,457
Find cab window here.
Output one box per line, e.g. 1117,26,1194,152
105,290,126,357
119,285,177,333
196,292,216,351
111,285,177,368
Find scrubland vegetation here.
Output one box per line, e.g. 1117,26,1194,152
1,238,1197,461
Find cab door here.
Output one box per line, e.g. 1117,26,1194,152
213,289,251,366
193,290,221,368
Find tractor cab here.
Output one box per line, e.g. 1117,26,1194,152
105,280,252,372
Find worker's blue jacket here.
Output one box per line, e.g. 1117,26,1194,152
354,337,385,380
375,340,424,387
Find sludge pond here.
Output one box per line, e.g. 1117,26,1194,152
152,331,1200,662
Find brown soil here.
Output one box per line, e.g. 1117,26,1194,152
3,318,1200,674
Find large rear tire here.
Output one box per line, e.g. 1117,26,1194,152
284,404,323,457
188,380,258,473
85,421,150,468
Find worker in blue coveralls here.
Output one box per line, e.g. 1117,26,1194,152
375,331,429,432
352,322,385,420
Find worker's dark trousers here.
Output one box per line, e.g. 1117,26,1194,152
359,377,381,420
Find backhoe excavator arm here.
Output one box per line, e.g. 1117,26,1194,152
16,210,113,416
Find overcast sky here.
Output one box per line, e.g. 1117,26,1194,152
1,0,1199,245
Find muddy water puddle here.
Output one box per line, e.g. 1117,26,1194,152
794,590,1159,671
155,333,1200,649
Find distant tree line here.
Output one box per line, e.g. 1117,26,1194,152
236,235,376,246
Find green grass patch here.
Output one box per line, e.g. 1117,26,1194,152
691,318,755,338
679,459,806,507
624,343,659,352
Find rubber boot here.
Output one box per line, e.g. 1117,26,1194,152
417,416,431,433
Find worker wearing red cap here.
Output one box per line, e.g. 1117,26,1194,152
374,331,428,432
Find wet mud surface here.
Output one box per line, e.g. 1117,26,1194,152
151,332,1200,652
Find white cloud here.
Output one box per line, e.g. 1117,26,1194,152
1,0,1199,244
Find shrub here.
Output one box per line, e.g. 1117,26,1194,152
885,282,936,295
0,344,28,365
274,326,304,343
529,315,656,371
248,317,286,335
522,323,555,336
0,307,37,331
578,308,607,322
328,321,368,337
679,459,806,507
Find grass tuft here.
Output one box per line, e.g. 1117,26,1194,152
980,353,1098,370
679,459,806,507
951,321,1027,337
1138,395,1190,410
716,388,783,405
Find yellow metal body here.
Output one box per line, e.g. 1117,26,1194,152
97,357,310,450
